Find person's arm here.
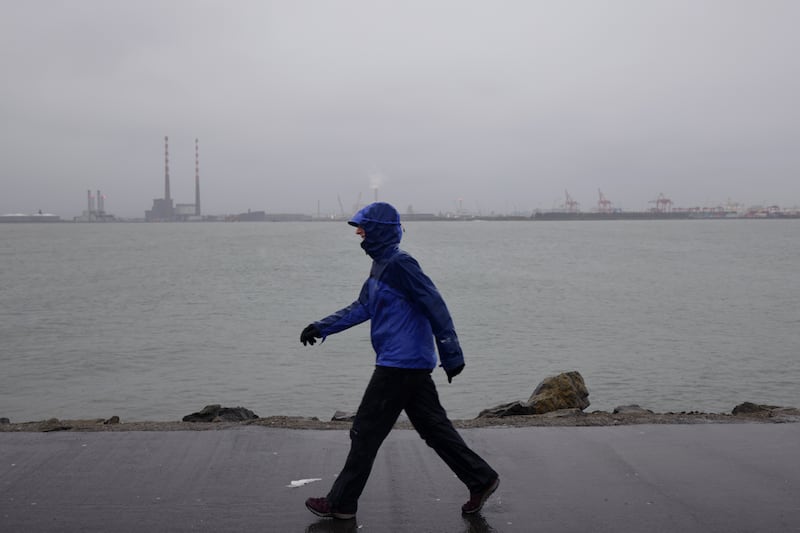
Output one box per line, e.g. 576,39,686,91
314,281,371,338
389,254,465,374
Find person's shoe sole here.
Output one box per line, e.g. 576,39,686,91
462,477,500,515
305,501,356,520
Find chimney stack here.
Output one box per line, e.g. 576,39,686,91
195,138,201,216
164,136,171,201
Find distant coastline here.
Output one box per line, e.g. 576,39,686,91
4,210,800,224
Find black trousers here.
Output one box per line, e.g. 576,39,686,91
326,365,498,513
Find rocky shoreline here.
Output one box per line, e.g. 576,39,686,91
2,404,799,433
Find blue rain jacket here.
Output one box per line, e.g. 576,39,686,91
314,202,464,372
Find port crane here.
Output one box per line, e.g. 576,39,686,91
336,192,364,218
337,194,346,218
564,190,579,213
597,189,613,213
649,193,673,213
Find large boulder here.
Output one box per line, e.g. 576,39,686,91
528,371,590,412
613,404,654,415
731,402,779,415
731,402,800,422
477,400,536,418
182,404,259,423
331,411,356,422
478,371,590,418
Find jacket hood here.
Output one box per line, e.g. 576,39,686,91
349,202,403,258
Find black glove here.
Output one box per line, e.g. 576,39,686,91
300,324,322,346
445,364,464,383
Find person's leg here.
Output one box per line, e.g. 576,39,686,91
325,366,408,512
404,373,498,493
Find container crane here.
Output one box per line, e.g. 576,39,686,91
598,189,613,213
649,193,673,213
564,190,579,213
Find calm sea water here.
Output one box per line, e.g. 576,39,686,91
1,220,798,422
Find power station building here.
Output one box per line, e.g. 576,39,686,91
74,190,115,222
146,136,201,221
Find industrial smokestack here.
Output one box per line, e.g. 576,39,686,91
97,190,104,214
87,190,92,214
164,136,171,201
195,138,201,216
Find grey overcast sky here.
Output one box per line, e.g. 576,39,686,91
2,1,799,218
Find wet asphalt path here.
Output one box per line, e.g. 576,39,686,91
2,424,799,532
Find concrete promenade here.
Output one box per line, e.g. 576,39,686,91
2,423,799,532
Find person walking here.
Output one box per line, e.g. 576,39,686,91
300,202,499,520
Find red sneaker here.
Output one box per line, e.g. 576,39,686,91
461,477,500,514
305,497,356,520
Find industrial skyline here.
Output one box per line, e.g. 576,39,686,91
7,126,800,221
2,3,800,218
